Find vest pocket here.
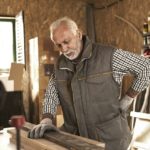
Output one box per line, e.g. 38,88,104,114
95,115,126,141
86,72,112,84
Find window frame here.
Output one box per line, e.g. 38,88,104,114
0,11,25,74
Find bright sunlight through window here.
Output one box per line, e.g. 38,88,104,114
0,21,14,71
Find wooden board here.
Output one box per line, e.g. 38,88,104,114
9,129,67,150
8,122,105,150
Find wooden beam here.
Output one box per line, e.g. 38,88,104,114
86,3,96,42
9,129,67,150
9,122,105,150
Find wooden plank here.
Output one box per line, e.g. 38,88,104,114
9,129,67,150
22,122,105,150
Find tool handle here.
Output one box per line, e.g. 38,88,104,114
9,115,25,129
9,115,25,150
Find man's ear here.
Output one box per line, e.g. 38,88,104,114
77,29,82,40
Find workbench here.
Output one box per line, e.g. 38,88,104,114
5,122,105,150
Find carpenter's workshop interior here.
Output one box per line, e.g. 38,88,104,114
0,0,150,150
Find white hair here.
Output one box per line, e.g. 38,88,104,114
50,16,79,39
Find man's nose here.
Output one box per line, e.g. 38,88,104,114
61,44,68,53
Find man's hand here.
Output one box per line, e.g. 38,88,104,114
119,95,134,112
28,118,59,139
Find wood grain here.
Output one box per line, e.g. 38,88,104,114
8,122,105,150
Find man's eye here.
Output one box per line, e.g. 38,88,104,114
56,44,61,48
63,41,69,44
55,40,70,48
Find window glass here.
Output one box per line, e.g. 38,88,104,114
0,21,14,72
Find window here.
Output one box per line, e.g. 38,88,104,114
0,11,25,75
0,17,15,73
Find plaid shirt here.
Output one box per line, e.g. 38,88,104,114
43,49,150,116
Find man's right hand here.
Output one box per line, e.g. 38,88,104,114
28,118,59,139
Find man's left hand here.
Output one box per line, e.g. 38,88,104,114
119,95,134,111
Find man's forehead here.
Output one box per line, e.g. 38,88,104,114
54,23,68,33
53,27,74,43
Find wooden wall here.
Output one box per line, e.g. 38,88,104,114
93,0,150,95
0,0,149,122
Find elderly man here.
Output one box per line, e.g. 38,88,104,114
28,17,150,150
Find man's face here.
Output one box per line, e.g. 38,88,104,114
51,25,82,60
